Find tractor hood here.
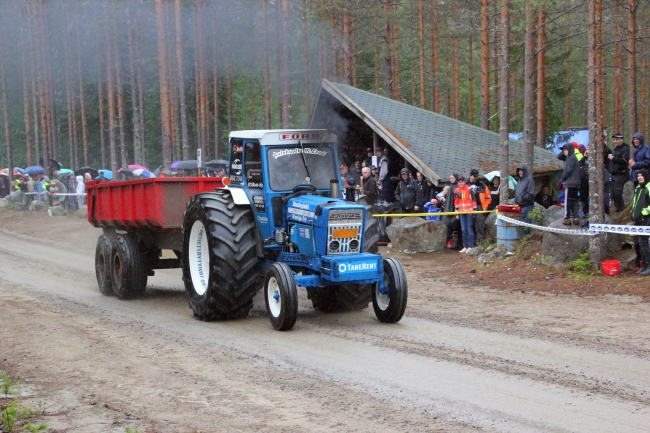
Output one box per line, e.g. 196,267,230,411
286,195,365,226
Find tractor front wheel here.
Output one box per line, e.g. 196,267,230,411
372,258,407,323
264,263,298,331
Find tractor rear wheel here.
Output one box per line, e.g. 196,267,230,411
95,234,114,296
110,233,148,299
306,286,342,312
333,204,379,310
182,191,260,321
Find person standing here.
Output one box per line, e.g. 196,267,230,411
468,169,491,244
349,159,363,186
363,147,374,168
514,164,535,225
629,133,650,188
75,175,86,208
487,176,501,211
394,168,417,213
443,174,463,250
376,147,390,202
631,169,650,276
414,171,429,213
534,185,554,209
559,143,582,225
608,133,630,213
361,166,378,205
578,145,590,217
453,175,477,253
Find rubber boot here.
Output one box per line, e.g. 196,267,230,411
638,266,650,276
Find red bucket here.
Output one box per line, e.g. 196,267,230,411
602,260,620,276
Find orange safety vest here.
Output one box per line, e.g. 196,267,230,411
478,185,492,210
454,184,476,212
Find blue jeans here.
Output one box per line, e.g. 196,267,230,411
520,204,534,235
459,214,474,248
381,177,391,202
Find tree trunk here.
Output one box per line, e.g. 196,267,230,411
499,0,510,205
26,6,40,165
391,6,401,101
303,0,311,121
480,0,490,129
263,0,272,128
536,9,546,149
174,0,190,160
468,36,474,125
105,21,118,173
523,1,535,171
112,13,127,168
628,0,638,137
213,24,221,157
21,34,33,166
452,35,460,120
155,0,172,167
418,0,425,108
374,3,381,94
342,6,352,85
134,22,146,164
127,16,143,165
1,60,13,184
383,0,393,99
76,23,89,167
279,0,293,127
492,1,499,131
226,21,233,134
588,0,605,267
430,4,440,112
97,52,107,169
614,2,623,134
565,13,572,128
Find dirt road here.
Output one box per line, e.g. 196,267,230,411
1,212,649,432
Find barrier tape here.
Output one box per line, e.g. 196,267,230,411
24,192,87,196
372,209,497,218
496,214,650,237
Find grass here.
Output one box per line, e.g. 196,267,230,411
1,371,47,432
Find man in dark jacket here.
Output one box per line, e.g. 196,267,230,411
361,166,378,205
394,168,417,213
414,171,429,213
515,164,535,225
608,133,629,213
631,169,650,275
560,142,582,225
629,132,650,187
534,185,554,208
444,173,463,249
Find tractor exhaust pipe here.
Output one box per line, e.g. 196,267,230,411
330,179,340,199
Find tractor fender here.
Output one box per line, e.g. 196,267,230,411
225,186,251,205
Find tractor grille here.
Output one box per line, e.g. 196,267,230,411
327,210,363,254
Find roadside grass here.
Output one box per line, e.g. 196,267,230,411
1,371,48,433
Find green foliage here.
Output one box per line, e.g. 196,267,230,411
527,207,544,225
1,371,21,398
568,251,593,274
20,423,48,432
124,427,140,433
2,400,19,432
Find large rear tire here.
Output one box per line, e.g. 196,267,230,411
333,204,379,310
372,258,408,323
306,286,342,312
264,263,298,331
182,191,260,321
110,233,148,299
95,234,114,296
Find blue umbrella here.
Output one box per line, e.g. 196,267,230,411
24,165,45,175
14,167,24,174
132,168,155,178
96,169,113,180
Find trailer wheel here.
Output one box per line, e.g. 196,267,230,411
373,258,408,323
264,263,298,331
334,204,379,310
95,235,114,296
182,191,260,321
306,286,342,312
110,233,148,299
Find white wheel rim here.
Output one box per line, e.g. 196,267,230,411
376,273,390,311
188,220,210,296
267,276,282,318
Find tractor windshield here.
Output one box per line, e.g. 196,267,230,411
267,144,337,191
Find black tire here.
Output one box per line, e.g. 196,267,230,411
306,286,342,312
264,263,298,331
333,204,379,310
110,233,148,299
95,234,114,296
373,258,408,323
182,191,260,321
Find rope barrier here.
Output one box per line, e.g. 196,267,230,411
496,213,650,237
371,209,497,218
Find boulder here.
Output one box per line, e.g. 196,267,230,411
0,198,8,207
76,205,88,219
485,212,497,242
48,206,68,217
623,181,634,211
542,205,565,227
385,217,447,253
29,200,48,212
541,219,590,268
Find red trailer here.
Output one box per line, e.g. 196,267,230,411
86,177,227,299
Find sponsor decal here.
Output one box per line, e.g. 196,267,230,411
253,195,266,212
299,227,310,239
279,132,324,141
195,227,207,289
291,201,310,210
232,144,243,154
271,148,327,159
248,181,264,189
329,212,362,220
257,215,268,224
338,262,377,273
231,158,242,175
288,207,315,219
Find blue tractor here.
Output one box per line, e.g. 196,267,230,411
181,129,407,330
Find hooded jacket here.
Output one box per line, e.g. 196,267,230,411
514,164,535,207
75,175,85,195
630,133,650,182
631,169,650,224
609,141,630,177
443,175,459,213
394,177,418,210
560,144,581,189
453,182,477,212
